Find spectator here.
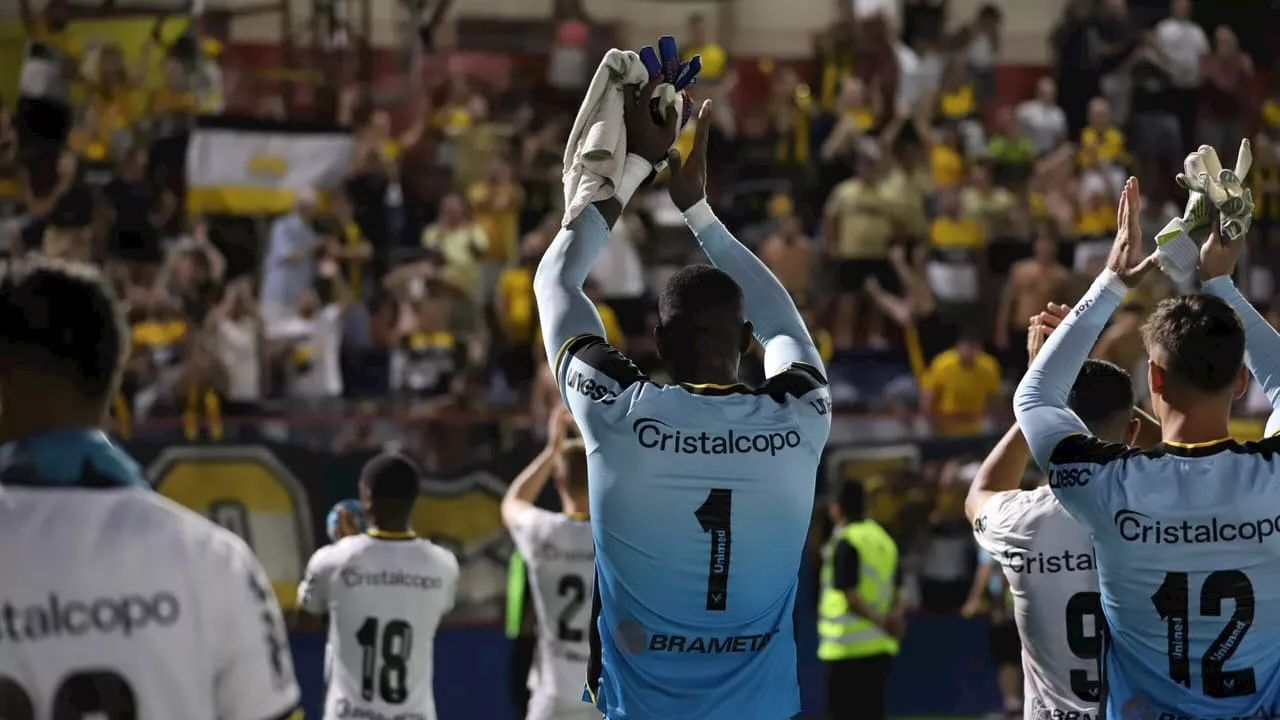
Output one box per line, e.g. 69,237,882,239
468,157,524,300
960,163,1017,239
519,116,567,227
495,230,547,391
261,190,319,324
819,76,880,165
315,194,373,299
103,146,174,271
1051,0,1104,138
920,330,1002,437
1199,26,1254,159
1252,132,1280,286
1074,169,1119,271
758,208,814,305
1095,0,1138,128
824,147,899,349
421,193,486,306
930,124,965,192
268,285,348,403
82,42,140,160
1016,77,1068,155
1090,300,1148,382
1127,29,1181,200
934,60,984,157
16,0,80,151
22,149,94,261
145,54,197,188
961,4,1003,105
985,106,1036,187
924,187,985,328
546,0,591,108
208,277,264,416
993,231,1070,368
1154,0,1209,148
390,293,467,403
1078,97,1128,192
684,13,728,89
815,7,858,112
452,93,506,193
590,206,647,336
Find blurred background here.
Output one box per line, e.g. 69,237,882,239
3,0,1280,717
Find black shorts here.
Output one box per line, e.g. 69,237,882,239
836,258,899,295
989,618,1022,666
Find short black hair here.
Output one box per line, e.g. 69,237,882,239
836,478,866,521
359,453,421,505
658,264,744,344
1068,359,1134,429
0,258,126,400
1142,294,1245,393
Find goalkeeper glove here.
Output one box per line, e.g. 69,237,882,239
1155,141,1254,284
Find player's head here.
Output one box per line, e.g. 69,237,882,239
0,258,127,440
830,478,867,524
357,452,421,532
553,438,589,505
1141,294,1247,419
655,265,753,383
1069,359,1140,444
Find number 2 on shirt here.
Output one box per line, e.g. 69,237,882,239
1152,570,1257,698
695,489,732,611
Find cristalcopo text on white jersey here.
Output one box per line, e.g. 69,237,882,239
0,592,181,642
339,568,445,590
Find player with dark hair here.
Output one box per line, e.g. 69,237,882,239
0,258,300,718
1016,178,1280,720
533,80,831,719
298,452,459,720
819,477,904,720
965,302,1161,720
502,408,597,720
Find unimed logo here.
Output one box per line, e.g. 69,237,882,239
1048,466,1091,489
631,417,802,456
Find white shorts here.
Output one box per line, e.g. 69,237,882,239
526,691,602,720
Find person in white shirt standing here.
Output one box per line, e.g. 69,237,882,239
501,409,598,720
1154,0,1209,147
298,453,460,720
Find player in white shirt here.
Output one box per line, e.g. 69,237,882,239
965,306,1161,720
298,452,459,720
0,258,300,719
501,409,598,720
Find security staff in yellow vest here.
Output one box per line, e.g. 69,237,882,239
819,479,905,720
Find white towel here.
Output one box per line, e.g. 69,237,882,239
562,48,681,226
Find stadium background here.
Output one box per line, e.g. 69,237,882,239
4,0,1280,716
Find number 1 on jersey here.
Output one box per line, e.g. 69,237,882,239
356,617,413,704
695,488,732,611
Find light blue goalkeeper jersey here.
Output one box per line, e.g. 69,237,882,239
1014,271,1280,720
533,202,832,720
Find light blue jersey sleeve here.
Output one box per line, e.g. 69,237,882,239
1202,275,1280,436
1014,270,1128,529
534,204,613,370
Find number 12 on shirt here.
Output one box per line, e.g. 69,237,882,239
695,489,732,611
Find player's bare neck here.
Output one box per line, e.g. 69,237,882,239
667,360,739,388
561,494,588,519
1157,409,1232,448
0,387,105,446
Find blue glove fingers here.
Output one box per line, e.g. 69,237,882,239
658,35,680,82
639,45,662,78
674,55,701,90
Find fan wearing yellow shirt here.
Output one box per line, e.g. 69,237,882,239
17,0,81,149
921,332,1003,437
468,158,525,296
684,13,727,85
927,188,986,324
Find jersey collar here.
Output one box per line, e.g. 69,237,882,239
367,528,417,541
0,427,148,489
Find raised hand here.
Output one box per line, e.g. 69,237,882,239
623,76,680,166
1176,141,1254,243
1198,207,1242,282
665,99,713,211
1107,177,1160,287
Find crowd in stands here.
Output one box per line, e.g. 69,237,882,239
3,0,1280,615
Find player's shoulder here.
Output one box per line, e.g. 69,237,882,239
415,538,460,575
1226,434,1280,460
105,489,253,557
557,334,648,392
1047,433,1144,467
976,487,1054,532
758,362,830,404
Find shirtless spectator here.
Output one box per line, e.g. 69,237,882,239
993,230,1070,370
758,209,814,305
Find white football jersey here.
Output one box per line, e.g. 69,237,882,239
0,485,300,719
508,507,596,706
298,532,459,720
974,487,1102,720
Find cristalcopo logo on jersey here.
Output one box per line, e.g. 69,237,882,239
1115,509,1280,544
1048,466,1091,489
340,567,444,591
632,417,802,456
1003,548,1095,574
0,592,181,642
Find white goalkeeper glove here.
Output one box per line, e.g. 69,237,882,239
1155,141,1253,284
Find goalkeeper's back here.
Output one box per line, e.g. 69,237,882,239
555,331,831,720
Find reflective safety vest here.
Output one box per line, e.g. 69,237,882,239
817,519,900,661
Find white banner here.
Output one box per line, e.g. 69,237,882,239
185,117,353,215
